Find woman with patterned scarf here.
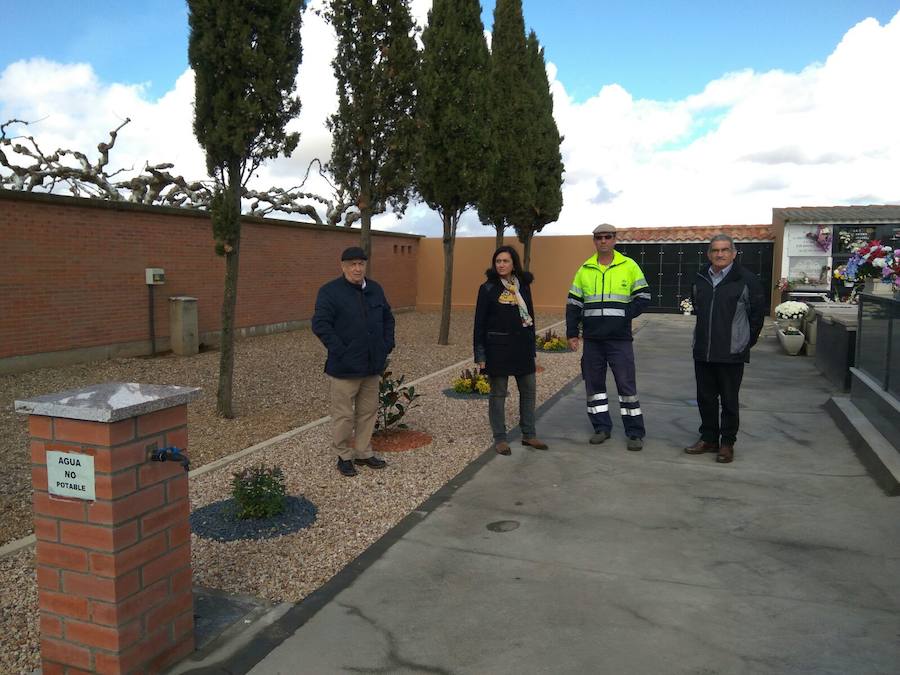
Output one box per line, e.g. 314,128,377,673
473,245,549,455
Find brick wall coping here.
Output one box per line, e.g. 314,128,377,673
14,382,200,422
0,188,424,239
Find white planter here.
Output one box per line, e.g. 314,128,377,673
682,311,691,316
776,317,802,331
777,328,805,356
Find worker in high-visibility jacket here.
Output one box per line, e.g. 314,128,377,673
565,223,651,450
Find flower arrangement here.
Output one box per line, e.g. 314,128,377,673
777,277,792,292
882,249,900,290
774,301,808,321
536,329,568,352
451,368,490,395
679,298,693,313
844,239,892,282
833,264,851,282
806,225,832,252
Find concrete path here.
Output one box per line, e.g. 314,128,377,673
203,316,900,674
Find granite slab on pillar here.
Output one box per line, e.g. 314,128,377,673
15,382,201,422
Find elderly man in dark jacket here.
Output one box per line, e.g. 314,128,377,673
685,234,765,464
312,247,395,477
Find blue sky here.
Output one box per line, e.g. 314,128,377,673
3,1,897,102
1,1,899,233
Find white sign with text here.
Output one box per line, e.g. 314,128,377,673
47,451,96,501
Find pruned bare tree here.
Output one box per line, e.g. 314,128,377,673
1,118,365,226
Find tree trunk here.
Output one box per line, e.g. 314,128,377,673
495,223,504,250
359,173,372,270
523,231,533,271
216,166,242,418
438,210,458,346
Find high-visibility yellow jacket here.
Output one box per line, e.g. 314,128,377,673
565,250,651,341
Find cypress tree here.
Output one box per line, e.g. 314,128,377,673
327,0,419,261
516,30,564,270
188,0,304,418
417,0,492,345
478,0,533,250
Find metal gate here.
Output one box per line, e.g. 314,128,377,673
616,242,774,312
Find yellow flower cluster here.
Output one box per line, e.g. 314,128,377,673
536,329,568,352
451,369,490,394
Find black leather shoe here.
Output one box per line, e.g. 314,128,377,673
354,456,387,469
337,457,358,477
684,439,719,455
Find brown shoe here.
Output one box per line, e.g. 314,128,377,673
495,441,511,455
684,439,719,455
521,438,549,450
716,445,734,463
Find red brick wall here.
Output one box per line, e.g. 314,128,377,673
0,191,419,361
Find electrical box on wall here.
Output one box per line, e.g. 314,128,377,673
145,268,166,285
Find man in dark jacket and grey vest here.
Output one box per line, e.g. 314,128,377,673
312,247,395,477
685,234,765,464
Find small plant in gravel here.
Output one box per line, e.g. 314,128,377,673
451,368,490,395
231,464,287,520
375,370,421,432
536,328,568,352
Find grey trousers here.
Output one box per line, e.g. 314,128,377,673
329,374,380,461
488,372,537,442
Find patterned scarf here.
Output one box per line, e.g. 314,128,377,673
501,275,533,327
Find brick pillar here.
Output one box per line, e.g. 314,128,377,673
17,382,200,675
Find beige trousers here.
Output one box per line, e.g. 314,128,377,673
329,374,380,461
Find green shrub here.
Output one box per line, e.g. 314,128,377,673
231,464,287,520
376,370,421,432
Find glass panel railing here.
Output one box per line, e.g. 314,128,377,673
889,300,900,399
857,294,897,391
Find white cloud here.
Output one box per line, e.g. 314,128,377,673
547,11,900,231
1,8,898,233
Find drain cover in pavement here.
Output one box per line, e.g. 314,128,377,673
486,520,520,532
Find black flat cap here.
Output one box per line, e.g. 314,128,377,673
341,246,368,261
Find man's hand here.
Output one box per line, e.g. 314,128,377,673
476,362,486,371
567,337,580,351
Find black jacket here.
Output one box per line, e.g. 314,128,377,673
473,271,536,377
312,276,395,378
691,263,766,363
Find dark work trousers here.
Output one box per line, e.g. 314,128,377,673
694,361,745,446
582,338,645,438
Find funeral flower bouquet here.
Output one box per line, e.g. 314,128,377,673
774,301,808,321
844,240,892,282
679,298,693,313
882,250,900,290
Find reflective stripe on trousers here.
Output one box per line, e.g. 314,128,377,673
581,338,645,438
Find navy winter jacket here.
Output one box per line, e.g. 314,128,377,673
312,276,395,378
691,263,766,364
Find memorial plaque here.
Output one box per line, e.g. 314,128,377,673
786,226,829,257
788,256,830,284
46,450,96,500
836,226,876,253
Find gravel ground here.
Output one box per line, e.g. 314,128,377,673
0,309,578,675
